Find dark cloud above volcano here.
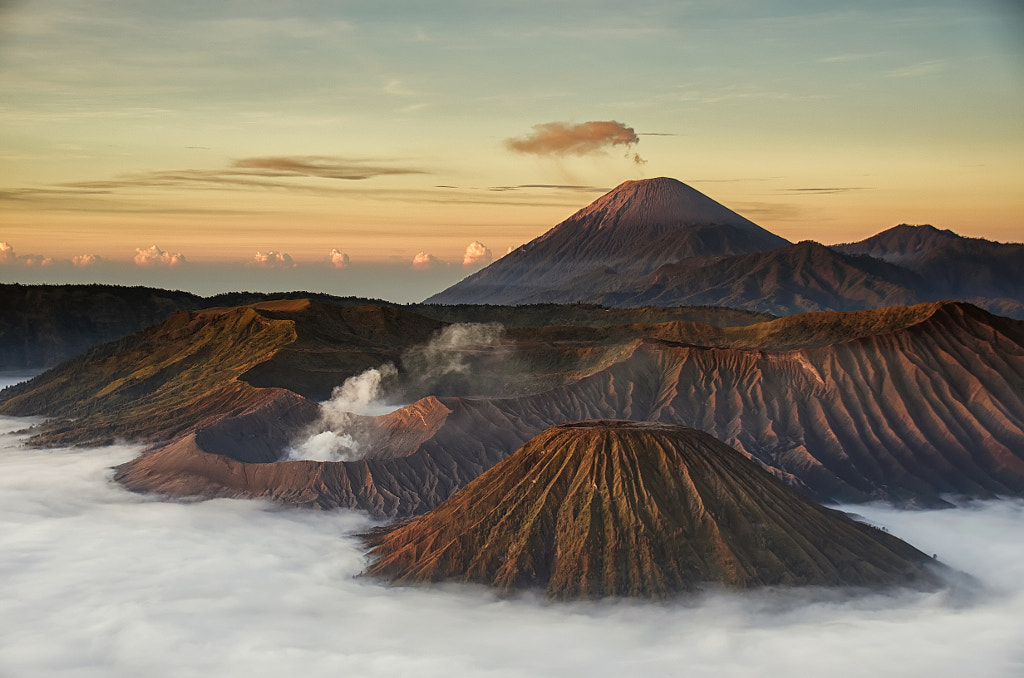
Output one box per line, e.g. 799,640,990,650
506,120,645,164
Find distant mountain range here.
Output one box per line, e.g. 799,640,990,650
427,178,1024,318
0,284,769,370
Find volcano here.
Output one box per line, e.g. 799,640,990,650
426,182,1024,318
426,177,789,305
364,421,941,598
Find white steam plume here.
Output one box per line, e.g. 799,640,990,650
287,364,398,462
413,322,505,383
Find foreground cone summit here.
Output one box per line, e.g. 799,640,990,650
365,421,943,598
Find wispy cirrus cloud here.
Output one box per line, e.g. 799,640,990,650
486,184,608,193
819,52,883,63
53,156,427,195
782,187,870,195
888,60,946,78
231,156,424,180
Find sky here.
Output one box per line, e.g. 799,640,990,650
0,414,1022,677
1,0,1022,301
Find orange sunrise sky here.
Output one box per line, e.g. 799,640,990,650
1,1,1021,301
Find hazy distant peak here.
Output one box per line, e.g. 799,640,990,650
833,223,965,264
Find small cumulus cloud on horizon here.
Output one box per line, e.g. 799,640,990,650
134,245,186,268
2,242,105,269
462,241,492,268
250,250,296,269
506,120,646,165
329,249,351,268
0,241,55,268
71,254,103,267
411,251,444,270
413,241,494,271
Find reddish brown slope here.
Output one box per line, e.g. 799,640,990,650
445,301,1024,504
365,422,941,598
115,301,1024,514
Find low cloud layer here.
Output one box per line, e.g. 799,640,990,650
0,416,1022,677
133,244,186,268
506,120,646,164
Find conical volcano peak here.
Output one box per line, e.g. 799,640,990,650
570,177,762,232
424,176,790,304
365,420,942,598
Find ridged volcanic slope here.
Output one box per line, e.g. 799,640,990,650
365,421,941,598
113,301,1024,515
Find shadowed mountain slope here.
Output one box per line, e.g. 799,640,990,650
427,178,789,305
0,284,205,370
835,225,1024,312
0,299,444,446
604,241,928,313
0,283,776,371
364,421,942,598
113,301,1024,514
832,224,965,264
0,297,787,447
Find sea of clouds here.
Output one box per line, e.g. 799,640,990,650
0,411,1022,677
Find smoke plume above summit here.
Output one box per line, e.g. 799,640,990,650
506,121,646,164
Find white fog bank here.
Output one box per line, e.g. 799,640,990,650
0,416,1022,678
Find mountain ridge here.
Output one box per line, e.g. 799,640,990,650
106,300,1024,513
426,185,1024,318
